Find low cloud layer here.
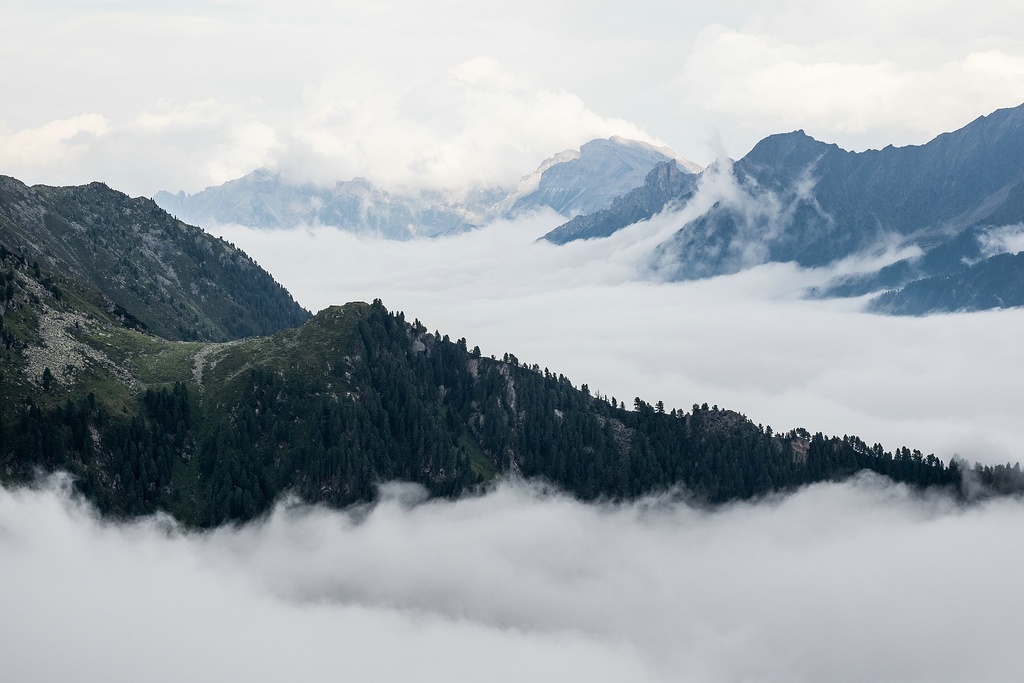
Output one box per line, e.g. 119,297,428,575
2,476,1023,682
213,210,1024,467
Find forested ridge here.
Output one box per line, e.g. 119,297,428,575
3,236,1022,526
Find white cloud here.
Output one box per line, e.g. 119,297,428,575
449,55,533,90
0,114,111,168
273,58,660,193
3,476,1024,682
679,25,1024,151
979,223,1024,257
3,2,1024,193
205,119,279,185
0,59,658,196
130,98,224,131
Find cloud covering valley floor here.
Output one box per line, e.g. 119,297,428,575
2,476,1023,683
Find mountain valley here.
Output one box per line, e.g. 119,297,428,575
3,182,1022,526
5,103,1024,525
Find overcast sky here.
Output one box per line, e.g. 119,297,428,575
3,0,1024,196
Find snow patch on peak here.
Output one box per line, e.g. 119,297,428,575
605,136,704,174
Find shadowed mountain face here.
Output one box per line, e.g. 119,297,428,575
536,103,1024,312
3,176,1022,527
154,137,700,237
0,251,990,527
0,176,309,341
542,160,700,244
870,251,1024,315
659,104,1024,280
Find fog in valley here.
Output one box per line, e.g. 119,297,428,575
2,475,1022,683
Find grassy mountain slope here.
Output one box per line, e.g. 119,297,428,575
0,176,309,341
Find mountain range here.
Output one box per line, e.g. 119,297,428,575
543,102,1024,314
154,137,701,238
4,172,1014,526
156,103,1024,315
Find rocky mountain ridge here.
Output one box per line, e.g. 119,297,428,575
0,175,310,341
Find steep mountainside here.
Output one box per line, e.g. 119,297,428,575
4,243,1016,527
0,176,309,341
655,104,1024,278
659,104,1024,279
540,103,1024,304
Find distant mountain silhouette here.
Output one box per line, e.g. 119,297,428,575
154,137,700,238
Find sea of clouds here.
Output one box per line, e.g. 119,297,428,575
2,475,1023,683
6,4,1024,678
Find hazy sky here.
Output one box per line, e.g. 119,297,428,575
3,0,1024,195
